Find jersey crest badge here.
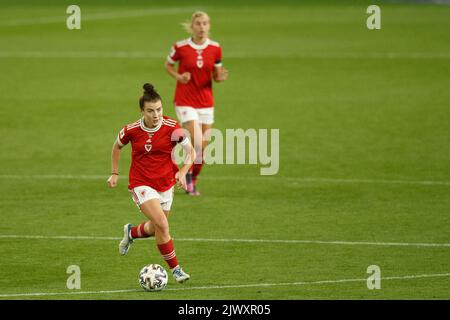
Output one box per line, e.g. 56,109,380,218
196,52,204,68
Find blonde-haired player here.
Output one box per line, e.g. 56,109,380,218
165,11,228,196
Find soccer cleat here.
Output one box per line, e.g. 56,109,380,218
172,266,190,283
119,223,133,255
188,185,201,196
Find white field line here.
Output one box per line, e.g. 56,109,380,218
0,235,449,248
0,174,449,186
292,177,450,186
0,51,449,60
0,7,200,27
0,174,109,180
0,273,449,298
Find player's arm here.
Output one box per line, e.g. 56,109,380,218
165,44,190,84
107,140,122,188
213,65,228,82
213,46,228,82
165,61,191,84
175,139,196,190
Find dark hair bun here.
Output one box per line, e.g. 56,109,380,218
143,83,155,94
139,82,161,108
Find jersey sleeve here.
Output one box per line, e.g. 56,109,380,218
172,123,189,146
116,126,131,147
167,43,180,65
214,46,223,67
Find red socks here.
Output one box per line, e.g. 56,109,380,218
130,224,179,270
192,162,204,183
157,239,179,269
130,222,150,239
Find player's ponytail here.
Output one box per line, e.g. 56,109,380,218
139,83,162,109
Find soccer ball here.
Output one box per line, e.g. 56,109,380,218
138,264,168,292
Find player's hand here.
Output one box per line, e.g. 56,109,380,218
107,175,118,188
175,171,187,190
214,67,228,82
177,72,191,84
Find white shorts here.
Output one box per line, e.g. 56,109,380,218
129,185,174,211
175,106,214,125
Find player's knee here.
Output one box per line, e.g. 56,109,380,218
154,217,169,235
144,221,153,235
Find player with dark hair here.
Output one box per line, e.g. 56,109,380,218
107,83,195,283
165,11,228,196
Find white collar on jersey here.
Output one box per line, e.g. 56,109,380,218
140,117,162,133
188,37,210,50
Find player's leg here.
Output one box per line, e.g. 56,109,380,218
119,186,162,255
123,187,172,243
182,119,203,195
144,190,172,235
119,219,156,256
140,200,190,283
142,211,169,236
139,199,170,243
121,211,169,244
201,123,213,151
190,108,214,195
175,106,202,194
191,122,212,194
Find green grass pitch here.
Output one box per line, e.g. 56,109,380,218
0,0,449,299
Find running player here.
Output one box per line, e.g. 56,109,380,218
165,11,228,196
107,83,195,283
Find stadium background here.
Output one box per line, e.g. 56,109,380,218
0,0,449,299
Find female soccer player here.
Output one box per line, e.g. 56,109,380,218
165,11,228,196
107,83,195,283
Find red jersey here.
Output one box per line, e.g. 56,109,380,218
117,116,188,192
167,38,222,108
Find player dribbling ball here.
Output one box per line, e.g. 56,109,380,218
107,83,196,283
